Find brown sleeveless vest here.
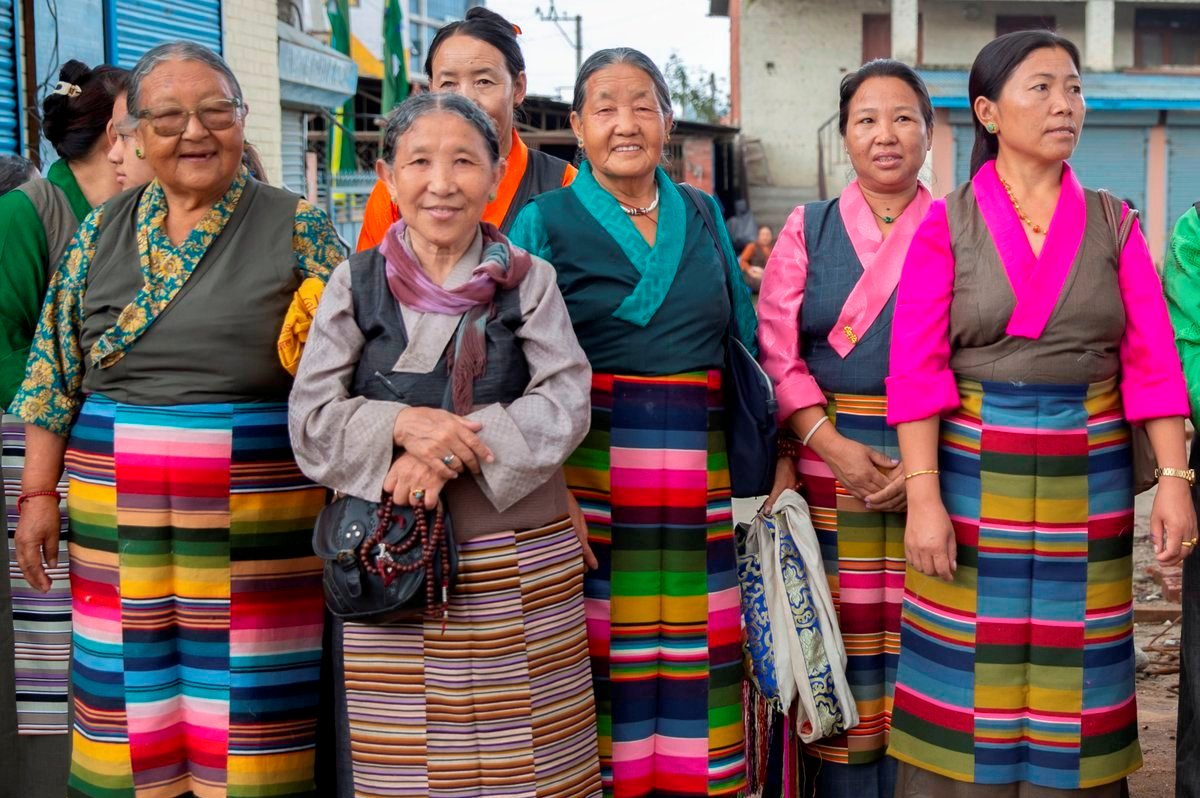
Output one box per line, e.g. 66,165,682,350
944,183,1126,386
79,179,304,406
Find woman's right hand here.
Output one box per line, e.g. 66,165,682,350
14,496,61,593
393,407,494,478
818,433,896,501
383,452,451,510
904,498,957,581
764,456,799,514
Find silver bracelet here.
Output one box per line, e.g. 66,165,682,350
802,415,829,447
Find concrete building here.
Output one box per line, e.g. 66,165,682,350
715,0,1200,257
0,0,354,196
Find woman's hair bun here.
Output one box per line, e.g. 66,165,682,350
41,60,129,161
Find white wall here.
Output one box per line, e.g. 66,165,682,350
224,0,284,184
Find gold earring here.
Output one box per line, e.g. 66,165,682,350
986,122,997,134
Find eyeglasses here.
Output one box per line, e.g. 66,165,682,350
137,97,243,136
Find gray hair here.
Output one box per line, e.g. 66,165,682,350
380,92,500,165
0,154,36,196
126,41,244,115
572,47,673,118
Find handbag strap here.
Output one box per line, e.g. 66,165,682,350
1097,189,1138,262
677,182,738,315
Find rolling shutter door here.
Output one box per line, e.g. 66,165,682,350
0,0,18,155
107,0,222,68
1068,126,1148,213
953,123,973,186
281,109,307,194
1167,123,1200,232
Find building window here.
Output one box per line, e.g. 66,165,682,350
995,15,1056,37
1135,9,1200,67
861,13,923,65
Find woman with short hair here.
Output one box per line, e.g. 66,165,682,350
11,41,344,798
290,91,600,798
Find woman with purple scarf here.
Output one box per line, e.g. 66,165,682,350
288,92,602,798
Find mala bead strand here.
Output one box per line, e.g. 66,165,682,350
359,498,452,620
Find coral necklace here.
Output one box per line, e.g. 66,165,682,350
998,174,1047,235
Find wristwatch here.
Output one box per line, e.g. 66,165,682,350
1155,467,1196,486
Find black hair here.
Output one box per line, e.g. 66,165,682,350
838,59,934,136
0,154,36,195
968,30,1082,176
425,7,525,86
42,60,129,161
380,92,500,166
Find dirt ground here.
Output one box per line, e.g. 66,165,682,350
1131,487,1183,796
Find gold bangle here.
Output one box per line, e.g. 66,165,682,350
1155,467,1197,487
904,469,940,481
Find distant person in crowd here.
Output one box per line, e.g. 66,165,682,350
1163,200,1200,797
0,58,127,798
241,140,268,182
291,90,600,798
10,41,344,798
510,47,757,798
356,6,575,248
756,58,935,798
0,153,37,195
739,223,773,291
887,30,1195,796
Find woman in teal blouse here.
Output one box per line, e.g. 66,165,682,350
509,47,756,798
0,59,127,798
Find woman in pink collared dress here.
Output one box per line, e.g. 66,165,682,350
756,59,934,798
886,31,1196,796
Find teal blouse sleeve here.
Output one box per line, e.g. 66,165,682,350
10,208,103,434
293,198,348,280
0,191,51,410
1164,206,1200,429
707,193,759,358
507,202,553,260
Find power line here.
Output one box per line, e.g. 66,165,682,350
534,1,582,76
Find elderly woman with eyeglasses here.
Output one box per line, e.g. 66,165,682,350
9,41,344,798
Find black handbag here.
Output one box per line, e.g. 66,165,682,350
312,494,458,624
679,183,779,498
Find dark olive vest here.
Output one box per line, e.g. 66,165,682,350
800,198,895,396
944,183,1125,386
347,247,530,408
498,148,569,233
17,177,79,275
79,179,303,405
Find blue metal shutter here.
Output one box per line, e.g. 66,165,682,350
0,0,18,155
107,0,223,68
1067,126,1148,212
1167,123,1200,232
953,124,973,186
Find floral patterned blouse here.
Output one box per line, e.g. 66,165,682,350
13,167,345,434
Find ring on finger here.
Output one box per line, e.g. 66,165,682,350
442,453,457,468
1183,537,1198,549
411,488,426,502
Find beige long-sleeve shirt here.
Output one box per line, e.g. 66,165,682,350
288,238,592,538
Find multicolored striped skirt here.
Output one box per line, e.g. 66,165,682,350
888,378,1140,790
566,371,746,798
334,518,602,798
2,413,73,797
63,395,327,798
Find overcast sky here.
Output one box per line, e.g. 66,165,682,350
485,0,731,100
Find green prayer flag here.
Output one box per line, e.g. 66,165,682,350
382,0,409,112
327,0,357,174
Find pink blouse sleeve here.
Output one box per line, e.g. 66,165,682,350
1117,209,1190,423
757,205,827,423
886,200,961,424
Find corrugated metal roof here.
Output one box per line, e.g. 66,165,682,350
918,69,1200,110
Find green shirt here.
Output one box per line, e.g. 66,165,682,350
0,159,90,410
1164,204,1200,429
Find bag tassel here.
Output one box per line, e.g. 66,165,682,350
743,680,775,797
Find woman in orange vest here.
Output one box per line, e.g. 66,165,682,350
356,6,576,250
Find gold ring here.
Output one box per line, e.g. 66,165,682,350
411,488,426,501
1184,538,1198,548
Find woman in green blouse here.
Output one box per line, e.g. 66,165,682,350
509,47,757,798
0,58,127,798
10,41,345,798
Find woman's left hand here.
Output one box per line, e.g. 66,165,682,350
864,462,907,513
383,452,451,510
1149,478,1198,566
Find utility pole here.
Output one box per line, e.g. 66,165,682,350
535,0,583,75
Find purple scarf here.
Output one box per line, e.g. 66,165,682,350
378,220,534,414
